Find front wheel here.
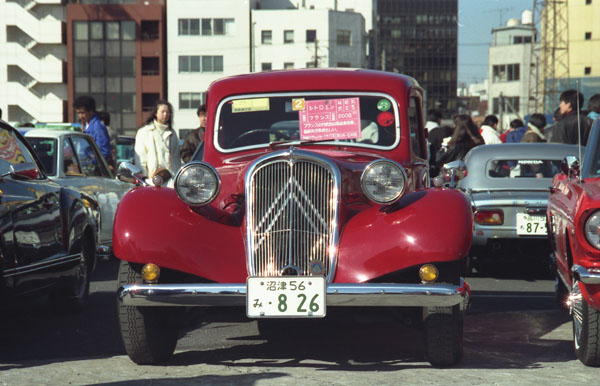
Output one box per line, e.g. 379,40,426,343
571,280,600,366
423,305,464,367
117,260,181,365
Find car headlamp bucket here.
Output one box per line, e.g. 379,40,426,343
584,211,600,249
360,159,407,204
175,162,220,206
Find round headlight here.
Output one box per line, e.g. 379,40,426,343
174,162,220,206
360,160,407,204
584,211,600,249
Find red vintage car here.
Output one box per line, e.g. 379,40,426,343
113,69,472,366
548,118,600,366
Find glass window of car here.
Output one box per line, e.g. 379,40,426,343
408,95,425,159
63,138,83,176
71,136,104,177
26,138,57,176
487,159,562,178
216,93,399,152
0,127,37,173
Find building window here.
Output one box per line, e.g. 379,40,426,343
284,30,294,43
586,0,592,4
179,55,223,72
261,30,272,44
585,67,592,75
179,92,206,109
492,63,519,82
142,57,159,76
336,30,351,46
141,21,159,40
585,32,592,40
284,62,294,69
306,29,316,43
261,62,272,71
513,36,532,44
198,18,234,36
337,62,351,67
179,19,199,36
74,21,89,40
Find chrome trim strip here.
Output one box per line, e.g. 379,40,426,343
3,253,82,278
118,279,470,309
572,264,600,285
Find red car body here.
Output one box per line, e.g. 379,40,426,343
547,118,600,366
113,69,472,366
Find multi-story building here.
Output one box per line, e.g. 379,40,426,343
168,0,368,136
487,11,536,127
377,0,458,118
0,0,67,124
66,0,167,136
567,0,599,102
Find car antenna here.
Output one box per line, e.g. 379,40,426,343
576,80,583,183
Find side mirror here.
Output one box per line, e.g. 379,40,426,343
1,162,39,180
433,160,467,188
561,155,580,179
116,162,146,185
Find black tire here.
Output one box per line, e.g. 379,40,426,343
424,305,464,367
571,280,600,366
117,260,181,365
51,233,94,313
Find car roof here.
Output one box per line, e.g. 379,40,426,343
24,129,88,139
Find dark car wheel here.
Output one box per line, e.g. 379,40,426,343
423,305,464,367
571,280,600,366
117,260,181,365
51,233,94,313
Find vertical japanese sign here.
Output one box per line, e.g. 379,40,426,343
296,98,361,141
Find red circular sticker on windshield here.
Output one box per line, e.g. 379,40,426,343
377,111,394,127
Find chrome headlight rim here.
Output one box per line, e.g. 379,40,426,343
174,162,221,206
584,210,600,250
360,159,407,205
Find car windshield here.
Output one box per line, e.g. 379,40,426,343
487,158,562,179
116,139,135,165
215,93,399,151
27,138,57,176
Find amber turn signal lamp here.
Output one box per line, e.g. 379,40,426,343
142,263,160,283
474,209,504,225
419,264,439,283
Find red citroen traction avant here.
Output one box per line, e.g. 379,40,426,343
547,118,600,366
112,69,473,367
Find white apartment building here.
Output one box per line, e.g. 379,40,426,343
487,10,536,128
0,0,67,125
167,0,367,135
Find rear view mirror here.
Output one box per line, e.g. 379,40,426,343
116,162,146,185
561,155,580,179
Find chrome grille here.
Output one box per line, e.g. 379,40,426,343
245,150,340,280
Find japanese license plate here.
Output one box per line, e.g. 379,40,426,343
247,277,326,318
516,213,547,235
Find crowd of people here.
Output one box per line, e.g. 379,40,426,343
428,89,600,176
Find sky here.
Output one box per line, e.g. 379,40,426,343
458,0,534,87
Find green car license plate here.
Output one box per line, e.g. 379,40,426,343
247,277,326,318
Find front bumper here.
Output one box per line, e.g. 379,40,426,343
572,264,600,285
119,278,470,310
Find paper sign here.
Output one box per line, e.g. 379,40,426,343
232,98,270,113
298,98,361,141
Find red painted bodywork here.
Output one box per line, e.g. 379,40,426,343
113,69,473,284
548,174,600,310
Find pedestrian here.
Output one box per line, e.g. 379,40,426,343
504,119,527,143
544,107,562,142
521,113,547,142
426,109,453,176
134,99,181,185
96,111,117,171
435,114,484,173
73,96,112,164
479,114,502,144
586,93,600,125
181,104,207,163
549,89,590,145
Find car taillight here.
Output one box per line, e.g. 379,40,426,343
474,209,504,225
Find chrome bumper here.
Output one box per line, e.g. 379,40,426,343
118,278,470,310
572,264,600,285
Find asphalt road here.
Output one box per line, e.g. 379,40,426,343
1,258,598,386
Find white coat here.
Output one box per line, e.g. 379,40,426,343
134,121,181,181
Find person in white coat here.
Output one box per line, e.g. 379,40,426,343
479,115,502,144
134,100,181,185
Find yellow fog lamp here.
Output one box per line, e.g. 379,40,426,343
419,264,439,283
142,263,160,283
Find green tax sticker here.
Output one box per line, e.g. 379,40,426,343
377,99,391,111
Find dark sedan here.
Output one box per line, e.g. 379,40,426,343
0,120,99,311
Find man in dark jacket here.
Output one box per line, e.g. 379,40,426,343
181,104,207,163
550,89,591,145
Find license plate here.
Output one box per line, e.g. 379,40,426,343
247,277,326,318
516,213,547,235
